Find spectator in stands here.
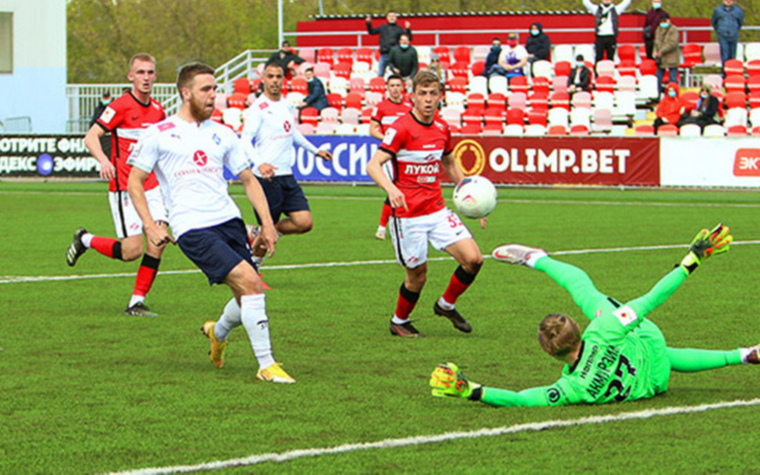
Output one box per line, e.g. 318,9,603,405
677,83,721,132
582,0,632,65
482,37,505,78
525,22,551,72
653,13,680,96
653,82,684,133
267,40,305,78
712,0,744,74
427,53,447,84
643,0,669,60
567,54,592,95
366,11,412,77
498,33,528,83
298,67,328,112
388,33,418,85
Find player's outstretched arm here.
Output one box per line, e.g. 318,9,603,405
240,169,278,256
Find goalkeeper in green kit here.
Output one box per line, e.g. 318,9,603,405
430,224,760,407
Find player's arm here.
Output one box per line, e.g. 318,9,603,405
293,129,331,161
239,168,278,257
616,0,632,13
84,124,115,181
441,151,464,184
127,130,172,247
627,224,732,320
369,120,384,140
368,148,406,211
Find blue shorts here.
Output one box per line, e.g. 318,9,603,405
255,175,310,225
177,218,255,285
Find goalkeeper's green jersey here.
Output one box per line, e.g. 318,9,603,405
481,259,687,408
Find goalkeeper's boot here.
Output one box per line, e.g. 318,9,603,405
430,362,480,398
124,302,158,318
66,227,88,267
201,321,228,369
256,363,296,384
492,244,547,266
745,345,760,365
390,319,425,338
433,302,472,333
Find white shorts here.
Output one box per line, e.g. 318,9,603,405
388,207,473,269
108,188,168,239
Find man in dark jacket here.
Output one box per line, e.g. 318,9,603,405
525,22,551,73
482,37,505,78
712,0,744,72
298,67,328,112
366,11,412,77
267,41,305,78
567,54,592,95
388,34,418,84
643,0,668,59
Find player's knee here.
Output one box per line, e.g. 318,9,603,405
297,217,313,234
462,255,483,275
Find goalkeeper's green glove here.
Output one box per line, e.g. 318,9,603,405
680,224,733,275
430,362,480,399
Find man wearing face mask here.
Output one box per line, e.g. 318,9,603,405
643,0,669,60
567,55,592,96
712,0,744,74
498,33,528,83
482,37,505,78
387,34,418,84
653,13,680,95
582,0,632,65
653,82,684,133
525,22,551,73
366,11,413,77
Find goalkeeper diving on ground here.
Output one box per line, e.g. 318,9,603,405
430,224,760,407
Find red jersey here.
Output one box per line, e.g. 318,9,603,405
97,92,165,192
371,98,413,133
380,112,452,218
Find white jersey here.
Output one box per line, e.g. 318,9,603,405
127,116,251,239
241,94,319,177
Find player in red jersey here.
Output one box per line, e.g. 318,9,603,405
67,53,168,317
370,74,412,241
367,71,484,338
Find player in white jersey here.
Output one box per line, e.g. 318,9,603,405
241,60,332,273
127,62,295,384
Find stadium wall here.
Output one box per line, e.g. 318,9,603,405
2,135,758,189
0,0,66,133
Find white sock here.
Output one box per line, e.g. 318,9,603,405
377,225,385,232
740,347,753,364
437,297,455,311
128,295,145,308
240,294,275,369
391,315,408,325
214,298,242,342
81,233,94,248
526,251,548,269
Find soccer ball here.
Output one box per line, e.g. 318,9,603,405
452,176,497,219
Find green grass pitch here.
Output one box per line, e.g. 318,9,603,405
1,181,759,474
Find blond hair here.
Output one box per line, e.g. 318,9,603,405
538,314,581,357
412,70,442,93
129,53,156,69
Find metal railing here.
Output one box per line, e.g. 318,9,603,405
1,116,33,133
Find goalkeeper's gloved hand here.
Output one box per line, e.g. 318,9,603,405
680,224,733,275
430,362,480,399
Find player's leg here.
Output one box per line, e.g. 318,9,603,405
274,176,313,235
251,176,283,267
388,214,428,337
667,346,760,372
430,209,481,333
276,210,313,235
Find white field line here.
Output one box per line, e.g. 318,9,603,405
109,397,760,475
4,240,760,285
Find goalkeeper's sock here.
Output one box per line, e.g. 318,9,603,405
392,284,420,323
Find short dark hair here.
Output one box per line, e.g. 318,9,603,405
264,59,285,74
282,40,291,47
176,62,215,94
660,12,670,20
492,37,501,42
387,74,404,84
576,54,585,61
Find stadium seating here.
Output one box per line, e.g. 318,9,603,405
449,77,468,94
525,124,547,136
570,108,591,128
529,92,549,111
617,44,637,64
368,77,385,94
488,76,508,95
553,44,574,64
314,63,331,79
233,77,251,95
554,61,572,78
702,43,721,66
299,107,319,126
532,60,553,79
638,75,660,101
299,47,316,64
471,61,485,77
446,92,466,112
341,108,361,125
467,93,485,110
317,48,334,65
618,75,636,92
356,47,373,65
365,91,383,106
574,45,595,64
749,92,760,109
570,124,590,135
527,109,548,127
548,107,569,128
335,123,356,134
552,76,568,94
592,108,613,133
487,93,506,112
724,59,744,77
747,60,760,78
550,91,570,110
635,124,654,136
344,93,363,110
462,108,484,127
593,92,614,111
596,60,615,77
506,108,526,126
703,124,726,137
320,107,340,123
441,107,462,128
459,122,482,134
508,92,527,111
727,124,748,137
681,44,703,68
503,124,524,136
453,45,471,64
433,46,451,64
745,43,760,62
227,93,247,109
725,107,748,127
532,76,550,95
290,77,308,95
296,123,316,135
336,47,353,65
484,108,505,128
348,77,366,98
326,93,343,111
450,61,470,79
510,76,529,95
571,91,592,109
725,91,747,109
639,59,657,76
657,124,678,136
469,76,488,95
617,60,637,77
679,124,702,137
750,108,760,127
595,75,615,94
316,122,338,134
548,125,567,136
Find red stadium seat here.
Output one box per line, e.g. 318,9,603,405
509,76,529,95
547,125,567,136
527,109,548,126
570,124,589,136
333,62,351,80
317,48,334,65
369,77,386,94
752,126,760,137
617,60,637,77
326,92,343,111
724,59,744,77
595,75,616,94
361,107,374,124
747,60,760,78
484,107,505,127
635,124,654,136
450,61,470,79
681,91,699,111
639,59,657,76
528,92,549,111
486,93,506,112
657,124,679,136
552,76,569,94
680,44,703,68
727,125,748,136
448,77,468,94
554,61,572,78
532,76,550,95
299,107,319,126
344,92,363,110
356,47,373,65
550,91,570,110
462,108,484,126
453,46,471,64
506,108,525,126
725,74,746,94
227,93,247,109
336,47,353,65
289,77,308,95
349,77,366,98
433,46,451,64
233,77,251,95
466,93,485,110
471,60,485,77
725,91,747,109
749,91,760,109
617,44,637,63
459,122,483,134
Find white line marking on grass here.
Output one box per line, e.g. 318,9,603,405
109,398,760,474
4,240,760,285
